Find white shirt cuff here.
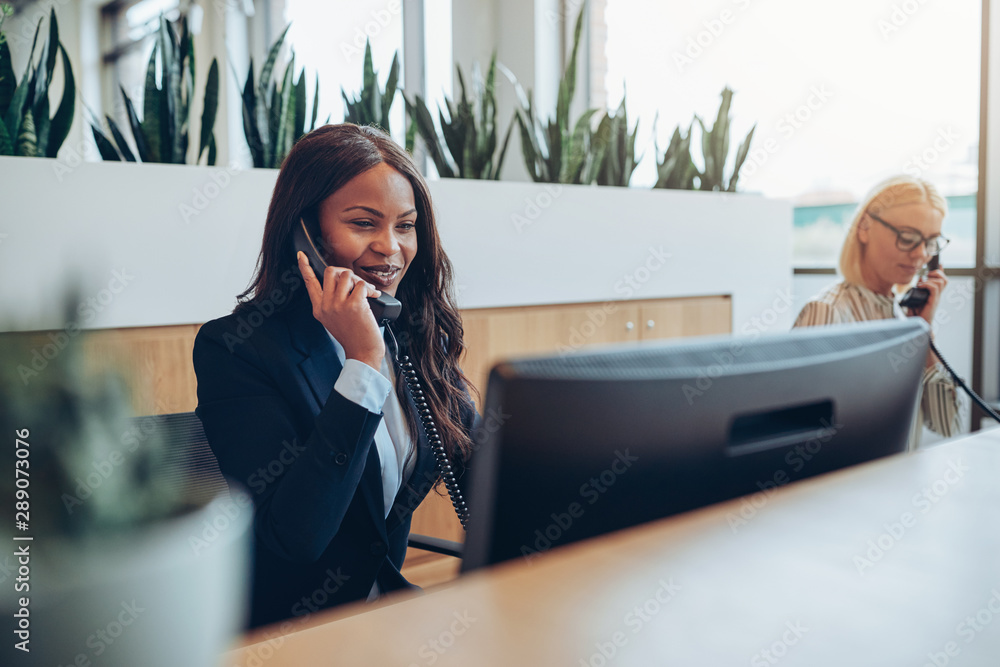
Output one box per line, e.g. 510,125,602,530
334,359,392,413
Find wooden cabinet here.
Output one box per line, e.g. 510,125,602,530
404,295,731,587
458,295,731,401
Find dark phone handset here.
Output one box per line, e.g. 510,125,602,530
292,217,402,325
292,217,469,528
899,254,940,311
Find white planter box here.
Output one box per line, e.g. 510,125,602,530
0,157,792,334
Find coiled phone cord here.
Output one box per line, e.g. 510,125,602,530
385,324,470,530
929,339,1000,424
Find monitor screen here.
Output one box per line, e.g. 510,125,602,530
461,318,930,572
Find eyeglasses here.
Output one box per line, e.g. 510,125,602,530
866,210,950,255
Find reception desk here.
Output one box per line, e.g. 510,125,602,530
221,427,1000,666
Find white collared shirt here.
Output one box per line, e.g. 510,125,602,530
326,328,416,517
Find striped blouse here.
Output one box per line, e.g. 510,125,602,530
793,281,963,449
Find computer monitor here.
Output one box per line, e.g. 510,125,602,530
461,318,930,572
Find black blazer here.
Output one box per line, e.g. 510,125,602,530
193,294,476,629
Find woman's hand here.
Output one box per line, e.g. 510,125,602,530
908,267,947,325
907,267,947,369
298,251,384,370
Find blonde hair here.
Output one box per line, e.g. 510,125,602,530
839,175,948,287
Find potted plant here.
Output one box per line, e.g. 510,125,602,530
90,15,220,165
654,86,755,192
404,51,513,180
235,23,327,169
506,4,603,184
342,38,399,138
0,292,252,666
0,6,75,158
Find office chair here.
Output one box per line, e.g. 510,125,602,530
131,412,461,558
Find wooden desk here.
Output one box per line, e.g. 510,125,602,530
222,428,1000,666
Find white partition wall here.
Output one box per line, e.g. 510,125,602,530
0,158,791,333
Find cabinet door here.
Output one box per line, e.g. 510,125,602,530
461,302,640,398
639,296,731,341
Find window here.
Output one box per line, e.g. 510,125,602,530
594,0,981,267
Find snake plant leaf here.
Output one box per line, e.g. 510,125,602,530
258,23,290,101
158,16,180,163
0,112,12,155
361,41,375,114
698,87,734,191
565,108,599,184
273,56,294,164
198,58,219,164
404,117,416,153
514,108,544,181
142,46,160,161
491,120,513,180
556,5,584,131
293,68,305,141
90,124,121,161
440,111,465,175
31,74,49,156
0,35,15,119
121,86,151,162
4,24,37,146
43,9,58,88
254,76,271,166
406,94,454,177
655,122,698,190
594,95,639,187
179,18,194,135
15,107,36,156
309,71,319,132
593,111,613,185
370,75,383,128
45,44,74,157
105,114,135,162
30,10,53,113
727,123,756,192
235,60,263,166
267,74,279,166
382,52,398,124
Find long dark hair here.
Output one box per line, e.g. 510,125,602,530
235,123,475,464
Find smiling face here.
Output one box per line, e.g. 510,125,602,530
857,201,943,295
317,162,418,297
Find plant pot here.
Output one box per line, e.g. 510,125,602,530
3,488,252,666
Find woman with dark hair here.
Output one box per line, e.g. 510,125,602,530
193,124,478,629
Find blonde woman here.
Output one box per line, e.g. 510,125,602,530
793,176,962,447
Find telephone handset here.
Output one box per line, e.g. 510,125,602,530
291,214,470,529
891,253,1000,425
292,216,403,325
898,254,940,311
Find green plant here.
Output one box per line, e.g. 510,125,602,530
510,4,602,184
405,52,513,179
695,87,755,192
593,93,640,187
654,123,697,190
0,4,12,46
0,7,75,157
235,24,325,169
342,39,398,136
90,15,219,164
0,295,185,539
